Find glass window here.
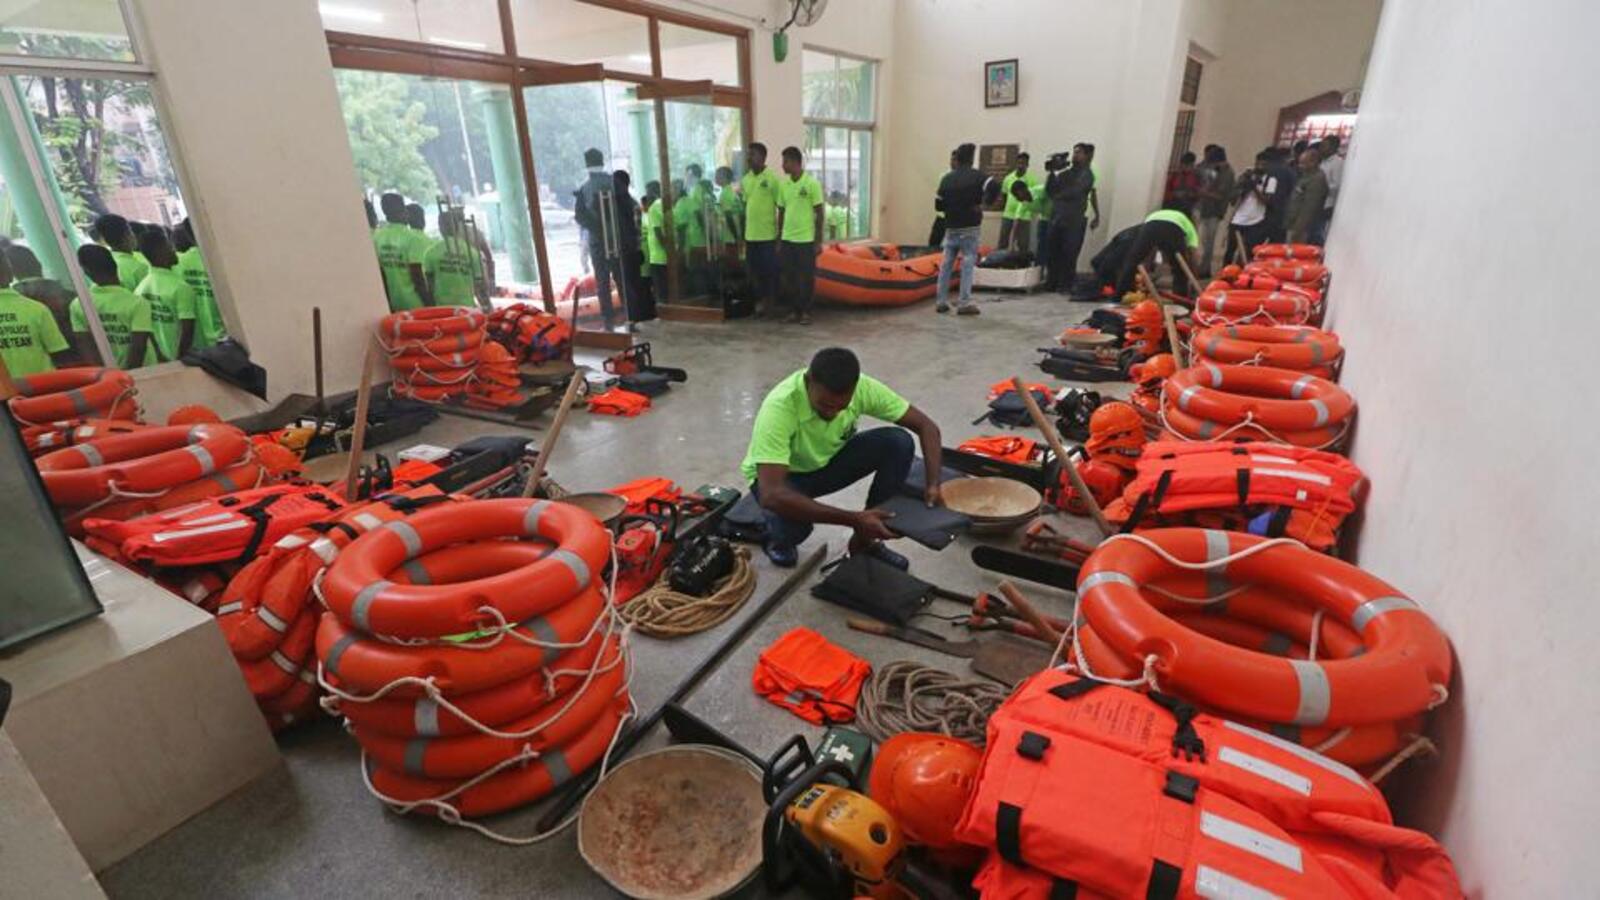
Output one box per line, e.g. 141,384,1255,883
801,49,875,125
319,0,505,53
0,0,135,62
333,70,540,306
657,23,740,87
803,50,876,238
510,0,651,75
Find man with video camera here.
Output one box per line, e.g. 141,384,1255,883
1042,143,1098,293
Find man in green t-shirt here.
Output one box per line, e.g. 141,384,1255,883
825,191,851,240
372,193,432,311
5,244,77,358
0,250,71,377
999,153,1042,253
423,210,486,308
71,244,154,369
741,347,945,569
681,164,714,296
134,230,197,362
643,186,669,307
173,219,226,349
715,166,742,253
94,213,149,291
775,146,825,325
740,142,782,315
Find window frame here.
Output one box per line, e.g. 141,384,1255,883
0,0,145,71
801,46,878,238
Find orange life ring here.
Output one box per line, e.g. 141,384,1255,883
24,418,145,456
384,329,485,356
1251,243,1323,261
1246,260,1329,285
1164,363,1353,434
1194,289,1310,325
320,499,607,638
386,349,482,374
390,378,469,403
352,639,624,777
65,460,266,529
379,307,486,343
1077,529,1452,727
9,367,137,425
317,586,609,695
1192,324,1342,377
35,423,252,507
1159,403,1342,449
239,606,318,701
368,697,627,818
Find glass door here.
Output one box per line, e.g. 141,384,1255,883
649,84,743,313
522,78,656,332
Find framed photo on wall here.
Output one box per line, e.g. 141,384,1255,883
985,59,1019,108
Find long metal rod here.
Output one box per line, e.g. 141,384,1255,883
535,544,829,831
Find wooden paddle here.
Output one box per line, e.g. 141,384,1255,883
1139,264,1187,368
342,337,379,498
1233,229,1250,265
1010,375,1113,536
997,581,1063,645
521,370,585,498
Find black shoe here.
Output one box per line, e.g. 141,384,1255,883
764,540,799,568
861,542,909,571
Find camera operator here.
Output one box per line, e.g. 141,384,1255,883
1042,143,1097,293
1225,149,1280,265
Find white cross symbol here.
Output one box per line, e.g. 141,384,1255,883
826,744,855,763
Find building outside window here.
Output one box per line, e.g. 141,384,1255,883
801,49,876,240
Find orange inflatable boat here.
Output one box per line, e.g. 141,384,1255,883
815,242,962,307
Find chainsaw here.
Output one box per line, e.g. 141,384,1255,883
613,498,680,601
603,341,687,382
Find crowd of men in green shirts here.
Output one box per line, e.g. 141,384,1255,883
0,212,225,378
369,193,493,313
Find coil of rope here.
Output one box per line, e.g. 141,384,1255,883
614,546,756,638
856,660,1010,746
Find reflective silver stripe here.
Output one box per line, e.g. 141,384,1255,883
216,601,244,616
1205,363,1223,387
151,520,250,542
66,387,91,416
1201,811,1303,872
1197,419,1216,438
351,580,394,632
1077,571,1135,593
381,520,424,559
298,667,316,684
186,444,217,475
523,499,552,535
352,512,382,531
1178,384,1203,411
270,651,297,675
78,443,104,467
1309,341,1324,364
1290,375,1314,399
400,559,432,585
1223,720,1368,788
404,739,429,775
1206,337,1222,355
275,533,310,550
518,614,561,664
1225,325,1240,337
1307,398,1329,428
1291,329,1309,343
543,749,573,786
323,633,358,676
309,537,339,564
1260,632,1293,656
1218,746,1311,796
187,425,207,442
1204,529,1231,599
413,699,441,737
257,605,290,634
1351,595,1418,632
1196,866,1280,900
548,548,591,589
1288,659,1331,726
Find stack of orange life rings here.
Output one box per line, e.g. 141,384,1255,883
33,423,263,535
213,487,445,731
380,307,488,403
487,303,572,364
1251,243,1324,261
9,367,142,456
1191,324,1344,380
1070,527,1453,771
1193,287,1312,327
1161,363,1355,450
314,497,630,827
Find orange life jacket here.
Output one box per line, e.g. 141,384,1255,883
956,670,1462,899
83,484,347,567
958,435,1040,464
752,627,871,725
604,476,681,513
989,380,1051,401
587,387,651,416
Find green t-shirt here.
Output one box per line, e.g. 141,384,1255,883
740,369,911,483
778,173,825,244
741,168,782,242
825,205,851,240
0,288,68,377
718,185,743,245
176,247,226,349
1002,171,1043,220
644,201,668,266
373,222,430,311
422,236,484,307
681,182,712,249
70,285,156,369
135,266,197,362
1145,208,1200,249
113,249,150,292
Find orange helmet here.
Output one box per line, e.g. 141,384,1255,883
1065,458,1129,513
1131,353,1177,385
1218,264,1243,280
1086,401,1147,468
1125,299,1163,326
253,441,302,479
868,733,982,850
168,404,223,426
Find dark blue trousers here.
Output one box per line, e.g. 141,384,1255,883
752,426,914,548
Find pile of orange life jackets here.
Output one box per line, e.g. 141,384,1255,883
380,307,488,404
588,387,651,416
487,303,571,364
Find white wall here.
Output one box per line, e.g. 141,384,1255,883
1193,0,1380,162
129,0,388,404
1324,2,1600,894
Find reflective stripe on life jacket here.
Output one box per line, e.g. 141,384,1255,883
84,484,347,567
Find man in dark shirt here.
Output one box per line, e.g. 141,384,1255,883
933,143,988,316
1164,151,1202,215
574,147,619,330
1044,142,1097,292
1264,147,1296,243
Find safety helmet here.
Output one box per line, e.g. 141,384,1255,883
1064,458,1129,513
167,404,223,426
1086,400,1147,468
868,733,983,849
1131,353,1178,384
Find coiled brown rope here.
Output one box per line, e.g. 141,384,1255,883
615,546,756,638
856,660,1010,746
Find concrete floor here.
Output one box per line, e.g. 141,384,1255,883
100,289,1125,899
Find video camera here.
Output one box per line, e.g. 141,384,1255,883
1043,151,1073,172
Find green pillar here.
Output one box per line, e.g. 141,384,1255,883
475,84,537,284
625,100,658,187
0,76,78,282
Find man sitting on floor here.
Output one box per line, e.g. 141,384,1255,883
741,347,945,570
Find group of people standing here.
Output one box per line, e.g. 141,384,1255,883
0,213,222,378
369,194,495,314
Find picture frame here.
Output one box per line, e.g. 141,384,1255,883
985,59,1019,108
